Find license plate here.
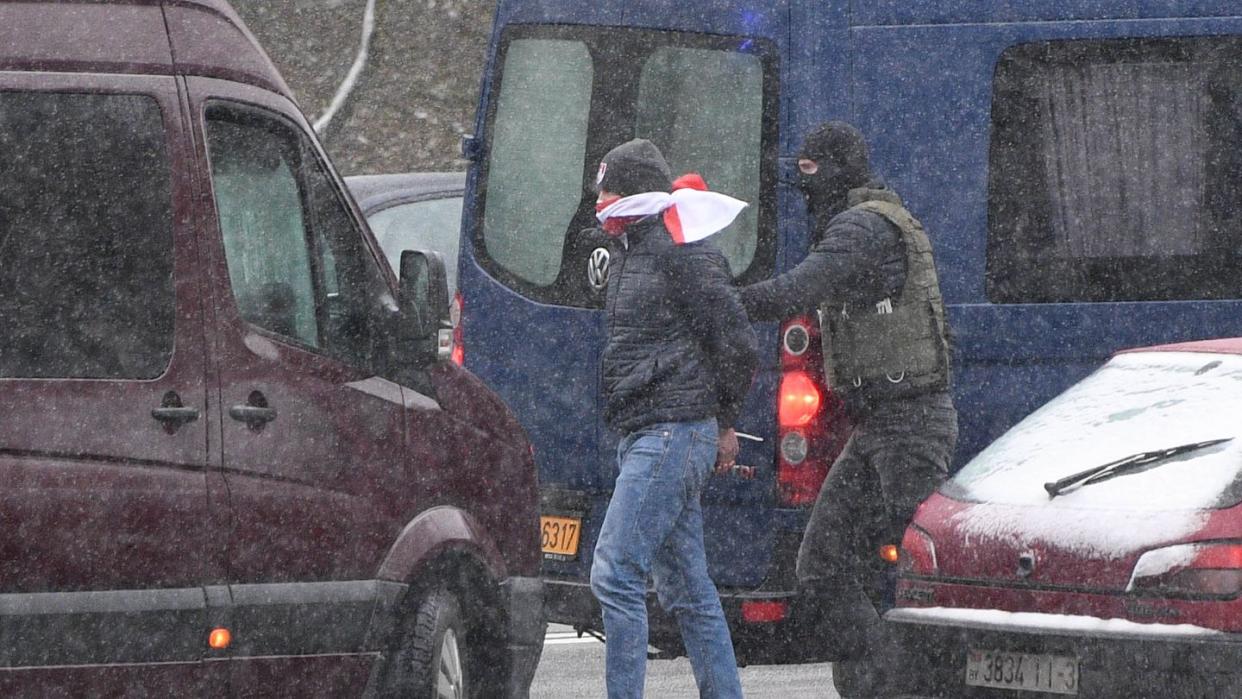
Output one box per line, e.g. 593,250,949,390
965,648,1079,695
540,515,582,560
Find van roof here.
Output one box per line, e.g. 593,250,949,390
0,0,293,101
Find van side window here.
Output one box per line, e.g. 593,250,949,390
483,39,593,287
0,92,174,380
477,28,779,308
206,106,390,368
988,37,1242,303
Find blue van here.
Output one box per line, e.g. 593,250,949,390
455,1,1242,660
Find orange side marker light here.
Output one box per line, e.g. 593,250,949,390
879,544,900,565
209,627,232,650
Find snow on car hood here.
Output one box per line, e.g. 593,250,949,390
943,351,1242,560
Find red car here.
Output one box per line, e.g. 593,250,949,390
0,1,542,696
847,338,1242,698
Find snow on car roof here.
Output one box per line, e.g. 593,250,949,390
345,172,466,214
1123,336,1242,356
944,351,1242,561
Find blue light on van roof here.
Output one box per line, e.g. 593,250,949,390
737,8,761,51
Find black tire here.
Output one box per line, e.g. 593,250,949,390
832,659,889,699
381,588,471,699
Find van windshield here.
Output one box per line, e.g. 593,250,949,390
943,352,1242,510
478,26,777,307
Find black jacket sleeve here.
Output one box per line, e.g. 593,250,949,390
663,242,758,430
741,209,902,321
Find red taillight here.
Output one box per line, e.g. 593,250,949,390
899,526,938,577
778,371,821,427
776,317,850,507
741,600,788,624
451,292,464,366
1130,542,1242,597
1192,544,1242,569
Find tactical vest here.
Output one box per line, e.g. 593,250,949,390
820,195,951,397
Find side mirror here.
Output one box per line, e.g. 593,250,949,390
399,250,453,364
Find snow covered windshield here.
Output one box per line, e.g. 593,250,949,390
944,351,1242,510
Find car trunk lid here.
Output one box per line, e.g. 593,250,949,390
915,494,1220,592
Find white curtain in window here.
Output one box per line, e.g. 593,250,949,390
1039,61,1207,258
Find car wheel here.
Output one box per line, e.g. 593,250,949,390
832,659,890,698
382,588,470,699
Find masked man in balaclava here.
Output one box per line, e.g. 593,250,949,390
741,122,959,663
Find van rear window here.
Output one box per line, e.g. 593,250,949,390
482,38,593,288
0,92,174,380
637,47,763,277
988,37,1242,303
477,26,778,308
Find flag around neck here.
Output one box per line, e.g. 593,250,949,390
595,189,748,244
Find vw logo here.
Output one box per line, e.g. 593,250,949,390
587,247,610,291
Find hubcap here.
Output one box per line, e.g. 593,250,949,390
435,628,465,699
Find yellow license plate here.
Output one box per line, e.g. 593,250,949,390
541,515,582,560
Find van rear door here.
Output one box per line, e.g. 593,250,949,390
461,17,784,588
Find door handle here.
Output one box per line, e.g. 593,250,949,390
152,391,199,433
229,390,277,431
229,405,277,424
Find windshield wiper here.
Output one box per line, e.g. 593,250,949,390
1044,438,1233,498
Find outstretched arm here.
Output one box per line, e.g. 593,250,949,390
741,212,895,321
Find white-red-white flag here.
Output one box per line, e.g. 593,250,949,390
596,188,748,244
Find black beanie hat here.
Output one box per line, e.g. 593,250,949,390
798,121,871,185
596,138,673,197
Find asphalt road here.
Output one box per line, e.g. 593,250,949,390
530,625,839,698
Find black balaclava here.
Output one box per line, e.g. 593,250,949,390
596,138,674,197
797,121,873,226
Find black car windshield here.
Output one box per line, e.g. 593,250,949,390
944,352,1242,510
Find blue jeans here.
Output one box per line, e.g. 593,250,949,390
590,419,743,699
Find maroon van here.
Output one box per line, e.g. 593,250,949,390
0,1,543,696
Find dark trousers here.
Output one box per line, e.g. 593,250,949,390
796,391,958,647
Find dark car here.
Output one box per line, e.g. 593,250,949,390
347,172,466,293
0,1,542,696
844,338,1242,698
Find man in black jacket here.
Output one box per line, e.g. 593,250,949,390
588,139,756,699
741,122,958,661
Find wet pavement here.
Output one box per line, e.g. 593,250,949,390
531,625,839,698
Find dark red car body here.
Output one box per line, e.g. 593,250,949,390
0,1,542,695
881,338,1242,698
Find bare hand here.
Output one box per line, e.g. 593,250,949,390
715,428,740,475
